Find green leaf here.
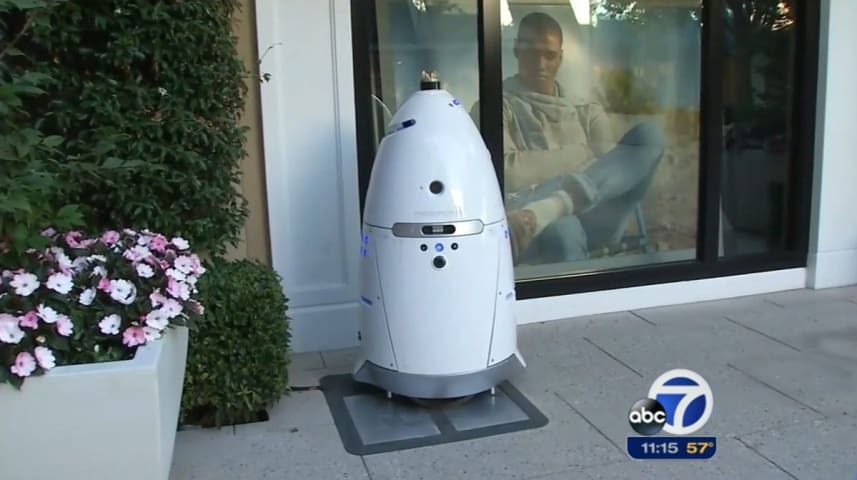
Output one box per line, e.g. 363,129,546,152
7,374,23,390
42,135,64,148
47,335,71,352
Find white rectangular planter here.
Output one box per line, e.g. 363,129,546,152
0,326,188,480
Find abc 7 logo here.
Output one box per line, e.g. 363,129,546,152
628,369,714,436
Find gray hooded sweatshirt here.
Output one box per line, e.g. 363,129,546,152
472,75,615,195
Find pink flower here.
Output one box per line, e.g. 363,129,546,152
56,314,74,337
10,352,36,377
161,298,183,318
166,278,190,300
41,227,57,237
101,230,120,244
64,231,84,248
97,277,112,292
149,235,168,252
150,289,168,308
190,254,205,275
122,327,147,347
18,311,39,329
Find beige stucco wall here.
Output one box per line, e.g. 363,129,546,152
226,0,271,265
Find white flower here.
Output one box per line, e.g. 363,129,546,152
123,245,151,263
36,335,46,344
171,237,189,250
10,273,39,297
46,272,74,295
79,288,96,306
166,268,186,282
136,263,155,279
145,309,170,330
161,298,183,318
56,251,74,272
109,279,137,305
157,87,167,97
34,346,56,370
174,255,194,275
143,326,162,341
0,314,24,344
91,265,107,278
186,275,198,288
37,304,59,324
98,314,121,335
56,315,74,337
71,256,90,273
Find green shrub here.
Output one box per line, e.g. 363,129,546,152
4,0,249,255
181,258,291,428
1,1,86,258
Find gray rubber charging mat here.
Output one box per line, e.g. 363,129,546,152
319,374,549,455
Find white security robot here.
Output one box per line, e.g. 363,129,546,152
352,75,526,400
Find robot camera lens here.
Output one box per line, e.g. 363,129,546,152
451,243,458,250
420,244,428,251
429,181,444,194
433,255,446,269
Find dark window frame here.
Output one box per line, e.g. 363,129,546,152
351,0,820,300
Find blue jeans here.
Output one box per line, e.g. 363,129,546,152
506,121,665,264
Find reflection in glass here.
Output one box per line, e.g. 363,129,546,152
498,1,702,280
369,0,479,146
720,1,796,256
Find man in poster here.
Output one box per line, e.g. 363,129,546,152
478,11,665,265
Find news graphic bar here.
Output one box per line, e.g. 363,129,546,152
627,436,717,460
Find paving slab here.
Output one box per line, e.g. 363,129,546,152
727,348,857,417
721,299,857,357
361,389,624,480
234,390,336,433
171,392,368,480
737,414,857,479
288,351,327,387
575,314,799,380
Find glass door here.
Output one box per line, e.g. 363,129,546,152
352,0,819,299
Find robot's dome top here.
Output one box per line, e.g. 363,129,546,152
363,87,505,228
